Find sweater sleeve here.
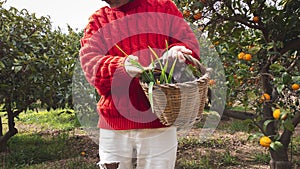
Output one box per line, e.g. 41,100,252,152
165,0,200,60
79,14,129,96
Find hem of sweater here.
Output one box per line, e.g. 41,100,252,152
98,117,167,130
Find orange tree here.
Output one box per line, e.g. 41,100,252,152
174,0,299,168
0,1,80,151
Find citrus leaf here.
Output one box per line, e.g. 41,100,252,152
292,76,300,83
0,61,5,70
283,119,294,132
270,141,283,151
270,64,284,73
276,84,285,93
282,72,292,84
247,132,263,141
248,46,261,54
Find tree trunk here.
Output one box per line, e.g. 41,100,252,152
0,108,18,152
223,109,255,120
0,116,4,152
0,116,3,136
269,160,293,169
0,128,18,152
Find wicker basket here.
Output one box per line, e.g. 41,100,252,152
140,55,210,126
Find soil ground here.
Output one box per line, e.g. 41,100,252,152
1,118,300,169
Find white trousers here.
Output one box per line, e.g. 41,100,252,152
98,127,177,169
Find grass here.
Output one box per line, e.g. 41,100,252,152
176,156,212,169
2,132,74,168
0,110,94,169
1,109,299,169
217,118,256,133
1,130,98,169
253,152,270,164
20,158,97,169
219,150,238,166
17,109,81,131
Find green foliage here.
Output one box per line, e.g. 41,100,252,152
0,1,82,149
175,0,300,161
220,150,238,166
0,2,81,113
175,0,300,110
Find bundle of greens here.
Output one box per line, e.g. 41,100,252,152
116,41,201,85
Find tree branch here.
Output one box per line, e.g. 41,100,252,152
286,55,299,72
223,109,256,120
280,38,300,55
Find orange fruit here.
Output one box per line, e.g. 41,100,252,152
213,41,220,45
249,67,254,71
292,84,299,90
209,79,216,86
238,52,245,60
81,151,86,157
183,10,191,17
261,93,271,101
243,54,252,61
273,109,281,120
253,16,260,23
193,12,202,20
260,136,272,147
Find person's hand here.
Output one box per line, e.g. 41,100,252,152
124,55,143,78
162,46,192,63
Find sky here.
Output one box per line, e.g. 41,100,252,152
3,0,104,32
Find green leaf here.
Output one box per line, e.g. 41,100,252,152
292,76,300,83
168,57,178,83
282,72,292,84
248,46,261,54
283,119,294,132
161,57,168,83
270,141,283,151
270,64,284,73
13,65,22,73
276,84,285,93
247,132,263,141
148,82,154,113
148,46,163,69
0,61,5,70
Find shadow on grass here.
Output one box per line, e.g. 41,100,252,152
0,132,98,169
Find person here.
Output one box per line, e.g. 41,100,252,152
79,0,200,168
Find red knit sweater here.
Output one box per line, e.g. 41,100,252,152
79,0,200,130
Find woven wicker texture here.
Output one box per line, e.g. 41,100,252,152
140,55,210,126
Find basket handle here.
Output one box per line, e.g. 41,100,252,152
183,54,212,77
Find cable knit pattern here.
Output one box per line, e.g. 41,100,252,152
79,0,200,130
